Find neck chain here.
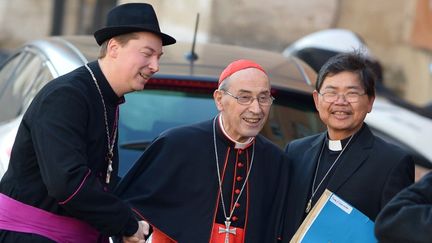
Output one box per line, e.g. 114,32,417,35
305,134,354,214
212,116,255,242
85,63,118,184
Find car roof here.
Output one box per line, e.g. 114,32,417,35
26,35,316,95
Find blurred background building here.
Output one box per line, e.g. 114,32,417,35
0,0,431,106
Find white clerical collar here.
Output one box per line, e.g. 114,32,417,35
218,115,254,149
328,139,342,151
327,132,358,151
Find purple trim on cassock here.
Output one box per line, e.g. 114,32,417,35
0,193,103,243
59,169,91,205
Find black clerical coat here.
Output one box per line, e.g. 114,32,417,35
281,123,414,241
375,171,432,243
115,117,289,243
0,61,137,242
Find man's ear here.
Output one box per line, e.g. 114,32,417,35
106,38,119,58
312,90,320,110
213,89,224,111
367,95,375,113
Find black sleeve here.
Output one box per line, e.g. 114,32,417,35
380,153,414,207
30,86,137,236
375,171,432,243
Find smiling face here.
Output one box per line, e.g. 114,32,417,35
108,31,163,95
313,71,375,140
214,68,271,142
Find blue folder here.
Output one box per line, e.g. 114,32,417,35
292,190,377,243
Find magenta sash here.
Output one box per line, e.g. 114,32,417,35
0,193,103,243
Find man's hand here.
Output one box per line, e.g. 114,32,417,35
123,221,150,243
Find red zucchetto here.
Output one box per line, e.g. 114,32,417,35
218,59,267,87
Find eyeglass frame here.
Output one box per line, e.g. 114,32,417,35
220,90,275,106
317,91,367,103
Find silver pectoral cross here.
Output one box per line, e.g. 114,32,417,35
305,199,312,213
105,151,113,184
218,219,236,243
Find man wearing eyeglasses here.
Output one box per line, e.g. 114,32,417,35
280,52,414,241
115,59,289,243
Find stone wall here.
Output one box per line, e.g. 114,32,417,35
335,0,432,105
119,0,432,104
0,0,431,104
0,1,52,48
120,0,338,51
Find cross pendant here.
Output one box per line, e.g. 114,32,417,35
105,159,113,184
218,219,236,243
105,164,112,184
305,199,312,214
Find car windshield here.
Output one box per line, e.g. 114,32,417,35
118,90,217,175
117,88,324,176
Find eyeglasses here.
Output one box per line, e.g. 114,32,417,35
318,91,366,103
222,90,275,106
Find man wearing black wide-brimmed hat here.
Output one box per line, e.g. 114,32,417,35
0,3,175,243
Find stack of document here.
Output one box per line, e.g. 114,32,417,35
290,189,377,243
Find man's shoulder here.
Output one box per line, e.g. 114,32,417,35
359,124,408,157
255,134,284,154
26,70,91,113
287,133,323,149
38,66,89,96
372,134,410,157
158,119,212,141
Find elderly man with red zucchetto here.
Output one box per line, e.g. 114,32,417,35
116,59,290,243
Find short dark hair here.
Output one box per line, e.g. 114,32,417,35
315,52,376,97
98,32,139,58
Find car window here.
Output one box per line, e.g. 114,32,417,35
0,49,53,123
264,99,325,148
22,63,53,112
0,53,24,123
118,90,216,175
120,90,215,141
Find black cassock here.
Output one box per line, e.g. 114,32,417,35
0,61,137,242
115,117,289,243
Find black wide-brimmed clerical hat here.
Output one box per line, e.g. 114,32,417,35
94,3,176,46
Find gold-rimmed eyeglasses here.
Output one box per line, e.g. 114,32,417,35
318,91,366,103
222,90,274,106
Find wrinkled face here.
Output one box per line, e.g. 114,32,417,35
111,32,163,94
313,71,374,140
214,68,271,142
